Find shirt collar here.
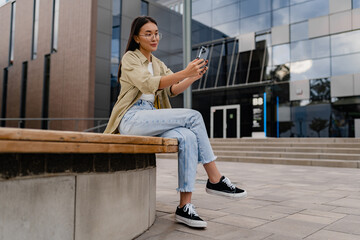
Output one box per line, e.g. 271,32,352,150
134,48,153,64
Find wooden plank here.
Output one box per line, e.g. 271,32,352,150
0,140,178,154
0,128,177,146
162,138,178,146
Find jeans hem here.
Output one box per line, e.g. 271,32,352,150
202,155,217,165
176,187,193,193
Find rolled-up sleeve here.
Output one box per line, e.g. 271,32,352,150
159,60,178,97
121,52,161,94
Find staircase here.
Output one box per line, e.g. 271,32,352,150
156,138,360,168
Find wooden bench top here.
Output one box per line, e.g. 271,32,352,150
0,128,178,154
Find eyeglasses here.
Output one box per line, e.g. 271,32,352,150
138,32,162,40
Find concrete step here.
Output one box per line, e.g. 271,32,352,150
156,138,360,168
210,137,360,143
155,153,360,168
213,150,360,161
215,156,360,168
210,142,360,148
211,146,360,154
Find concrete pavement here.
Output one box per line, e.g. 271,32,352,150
136,158,360,240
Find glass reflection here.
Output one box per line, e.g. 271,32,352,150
290,58,330,80
353,0,360,9
192,0,212,15
290,21,307,42
310,78,330,101
213,0,238,8
213,3,239,26
205,44,223,88
291,104,331,137
291,36,330,62
290,0,328,23
290,0,308,4
291,41,310,62
240,12,271,34
331,53,360,76
273,0,290,9
273,44,290,65
331,30,360,56
273,7,290,26
214,21,240,37
240,0,271,18
193,12,212,28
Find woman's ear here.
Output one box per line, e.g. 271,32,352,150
134,35,139,44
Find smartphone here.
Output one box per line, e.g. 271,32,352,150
196,46,209,61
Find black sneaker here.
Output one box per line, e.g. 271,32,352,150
175,203,207,228
206,176,247,199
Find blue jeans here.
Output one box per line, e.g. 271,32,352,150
119,99,217,192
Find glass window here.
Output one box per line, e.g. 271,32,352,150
290,58,330,80
42,54,51,129
331,30,360,56
273,0,290,9
9,2,16,65
290,21,307,42
332,52,360,76
1,68,8,126
193,12,212,26
213,3,239,26
273,7,290,26
290,37,329,62
273,44,290,65
240,0,271,18
141,0,148,15
354,0,360,8
214,20,240,37
240,12,271,34
205,44,223,88
192,0,212,15
111,26,120,60
290,0,328,23
310,36,330,59
20,62,28,128
32,0,40,59
310,78,330,101
213,0,238,8
51,0,60,52
291,40,311,62
290,0,308,4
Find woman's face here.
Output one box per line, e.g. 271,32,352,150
135,22,159,55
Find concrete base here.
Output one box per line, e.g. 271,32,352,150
0,168,156,240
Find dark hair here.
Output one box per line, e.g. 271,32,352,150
117,16,158,82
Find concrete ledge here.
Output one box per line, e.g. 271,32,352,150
0,168,156,240
0,127,178,240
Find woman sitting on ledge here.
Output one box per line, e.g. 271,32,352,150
104,16,247,228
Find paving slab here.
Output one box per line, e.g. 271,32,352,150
325,215,360,235
136,159,360,240
304,229,360,240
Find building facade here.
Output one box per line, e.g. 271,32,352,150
153,0,360,138
1,0,360,137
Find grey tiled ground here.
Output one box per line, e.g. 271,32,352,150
136,159,360,240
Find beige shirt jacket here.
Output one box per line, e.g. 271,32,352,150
104,49,176,134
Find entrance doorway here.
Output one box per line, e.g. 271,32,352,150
210,105,240,138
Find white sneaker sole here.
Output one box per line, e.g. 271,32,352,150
175,215,207,228
206,188,247,199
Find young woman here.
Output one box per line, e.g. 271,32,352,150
104,16,247,228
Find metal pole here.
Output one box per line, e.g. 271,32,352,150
183,0,192,108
